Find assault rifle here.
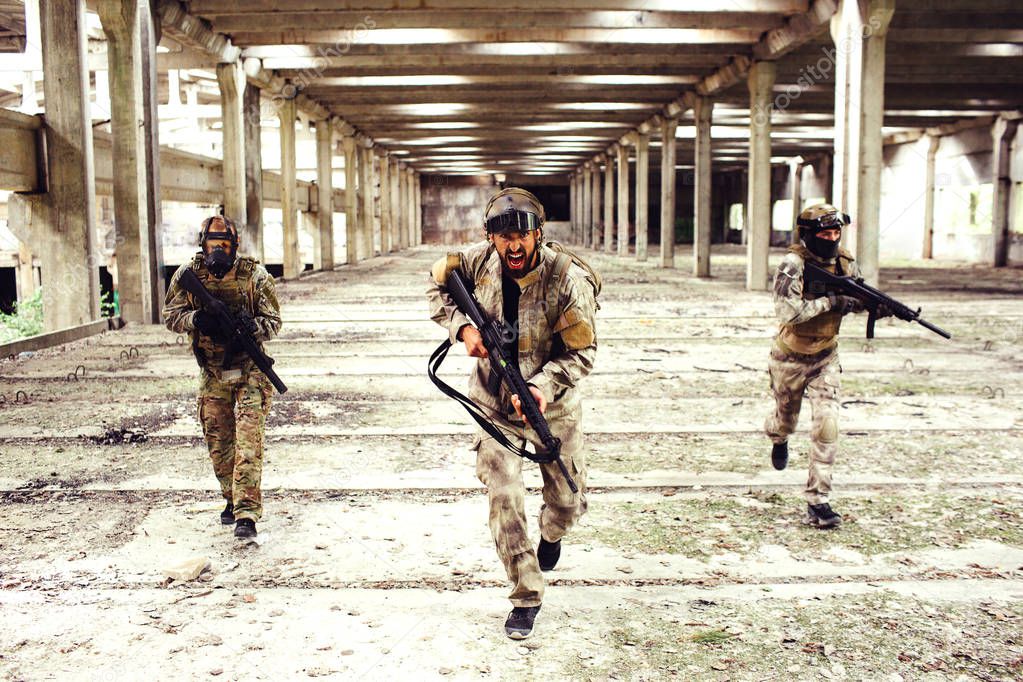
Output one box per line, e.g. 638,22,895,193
428,269,578,493
803,262,951,340
179,268,288,394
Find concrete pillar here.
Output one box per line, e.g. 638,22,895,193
359,143,375,258
922,135,939,260
788,158,804,245
98,0,161,324
992,117,1020,267
406,168,416,247
693,97,713,277
278,97,301,279
660,117,678,268
569,174,577,242
138,0,164,318
831,0,895,285
582,165,592,249
315,119,335,270
746,60,776,291
635,132,650,261
591,161,602,249
379,152,392,253
604,152,615,253
216,61,246,229
617,142,630,257
392,162,404,250
243,84,264,262
341,132,358,264
9,194,36,301
37,0,100,330
414,172,422,246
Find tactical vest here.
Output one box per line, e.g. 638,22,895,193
778,244,854,355
188,253,258,371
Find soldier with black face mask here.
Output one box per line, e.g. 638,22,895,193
763,204,887,529
163,216,281,539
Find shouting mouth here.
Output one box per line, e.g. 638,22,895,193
505,250,527,271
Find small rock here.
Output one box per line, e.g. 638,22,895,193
209,669,223,677
438,668,453,675
341,649,354,656
163,556,211,582
523,641,542,651
516,646,530,656
616,566,634,574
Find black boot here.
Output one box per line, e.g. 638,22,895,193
805,503,842,529
771,441,789,471
234,518,257,538
220,501,235,525
537,538,561,572
504,605,541,639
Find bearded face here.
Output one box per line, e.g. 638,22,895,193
491,228,539,277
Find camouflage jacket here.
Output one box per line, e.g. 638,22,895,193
772,244,861,355
163,254,282,373
427,241,598,419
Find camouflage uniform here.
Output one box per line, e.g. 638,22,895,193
163,254,282,522
765,244,860,505
427,241,597,608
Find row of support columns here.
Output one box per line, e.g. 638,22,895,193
567,0,910,289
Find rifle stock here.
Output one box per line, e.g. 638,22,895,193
178,268,288,394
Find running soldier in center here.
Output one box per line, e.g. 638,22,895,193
427,188,598,639
163,216,282,539
764,204,890,529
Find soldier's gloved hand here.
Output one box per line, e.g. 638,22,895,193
875,303,894,319
205,297,229,320
237,311,260,338
828,294,863,315
192,310,223,339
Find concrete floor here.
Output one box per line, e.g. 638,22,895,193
0,244,1021,681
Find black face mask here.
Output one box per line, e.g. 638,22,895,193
204,247,235,279
804,231,840,260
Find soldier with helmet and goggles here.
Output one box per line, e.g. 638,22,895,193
764,204,890,529
163,215,282,539
427,188,598,640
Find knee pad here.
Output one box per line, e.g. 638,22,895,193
812,414,839,444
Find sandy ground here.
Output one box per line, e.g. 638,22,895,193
1,244,1021,681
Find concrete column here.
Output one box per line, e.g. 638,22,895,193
243,83,264,262
302,210,321,271
360,143,375,258
138,0,164,318
617,142,630,257
992,117,1020,267
341,132,358,264
392,162,404,250
568,175,577,242
414,172,422,246
591,161,602,249
635,132,650,261
278,97,300,279
379,152,392,253
315,119,335,270
788,158,804,246
746,60,776,291
660,117,678,268
216,61,246,229
604,152,615,253
922,135,939,259
582,165,592,249
9,194,36,301
693,98,713,277
38,0,100,330
831,0,895,285
98,0,161,324
406,168,416,247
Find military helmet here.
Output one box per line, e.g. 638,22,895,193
483,187,545,234
796,204,850,233
198,215,239,251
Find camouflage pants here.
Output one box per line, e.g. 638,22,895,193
764,344,841,505
474,406,588,608
197,368,273,522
